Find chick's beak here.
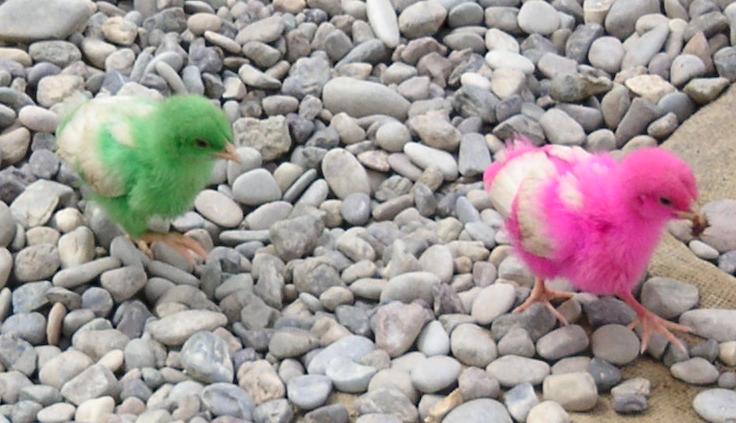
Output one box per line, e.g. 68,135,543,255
675,207,708,236
216,144,240,163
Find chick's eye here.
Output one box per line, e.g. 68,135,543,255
195,139,209,149
659,197,672,207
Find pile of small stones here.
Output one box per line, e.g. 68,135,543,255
1,0,736,422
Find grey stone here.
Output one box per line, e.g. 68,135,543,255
443,399,512,423
287,374,332,410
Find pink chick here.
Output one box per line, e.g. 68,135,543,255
483,136,705,353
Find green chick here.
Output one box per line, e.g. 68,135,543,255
56,94,241,262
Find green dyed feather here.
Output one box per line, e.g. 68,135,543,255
56,94,235,238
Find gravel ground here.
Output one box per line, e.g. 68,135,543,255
0,0,735,422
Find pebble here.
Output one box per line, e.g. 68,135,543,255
680,309,736,342
471,283,515,324
322,149,371,199
518,1,560,35
180,331,234,384
416,320,450,356
543,372,599,412
591,324,640,366
232,169,282,206
536,325,589,360
487,355,551,387
201,383,254,420
307,335,375,374
398,0,447,39
693,389,736,422
589,36,625,73
367,0,400,47
287,374,332,410
451,323,497,367
194,190,243,228
326,356,377,393
527,400,571,423
640,277,699,319
148,310,227,346
443,399,512,423
403,142,458,180
504,382,538,422
670,357,719,385
323,77,410,119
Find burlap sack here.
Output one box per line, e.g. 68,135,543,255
572,85,736,422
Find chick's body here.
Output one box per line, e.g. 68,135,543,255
484,137,702,352
56,94,238,260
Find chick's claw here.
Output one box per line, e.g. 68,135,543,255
136,232,208,265
619,291,691,354
514,278,574,326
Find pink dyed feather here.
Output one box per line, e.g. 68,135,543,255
485,136,699,296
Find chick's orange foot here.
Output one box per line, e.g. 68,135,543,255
514,278,575,325
619,291,691,354
135,232,208,265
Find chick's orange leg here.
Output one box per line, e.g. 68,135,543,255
618,290,691,354
514,277,574,325
136,232,208,264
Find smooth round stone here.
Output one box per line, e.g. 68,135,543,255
451,323,497,367
640,277,699,319
671,54,706,87
14,244,60,282
416,320,450,356
448,3,483,27
180,331,234,384
37,402,76,423
308,335,375,375
694,388,736,422
75,396,114,422
397,0,448,38
200,383,254,420
232,169,282,206
527,400,571,423
518,1,560,35
367,0,400,48
471,283,515,324
590,324,640,366
287,374,332,410
194,190,243,228
588,36,624,73
403,142,458,180
540,108,586,146
670,357,719,385
418,244,453,284
536,325,589,360
187,13,222,35
411,355,462,393
542,372,598,412
504,382,538,422
369,368,417,403
688,239,720,260
458,367,500,401
325,356,377,393
245,201,292,230
269,328,319,359
375,121,411,152
18,106,59,133
443,399,512,423
323,77,410,120
485,28,519,53
340,193,371,226
498,327,536,358
486,355,551,387
322,149,371,199
381,271,439,304
485,50,535,74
